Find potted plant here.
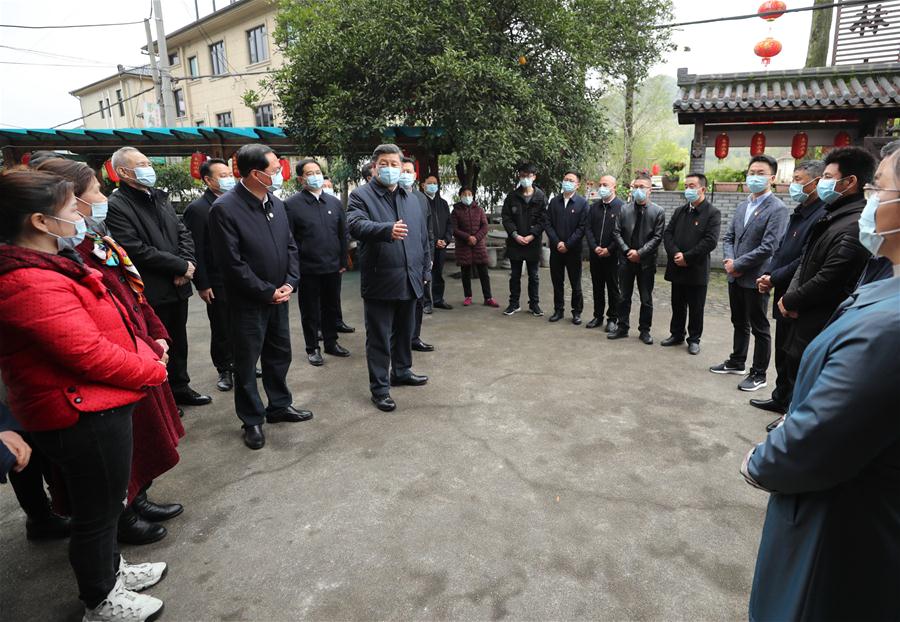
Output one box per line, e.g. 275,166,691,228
710,166,745,193
661,161,685,191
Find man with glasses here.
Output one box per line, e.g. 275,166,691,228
608,172,665,344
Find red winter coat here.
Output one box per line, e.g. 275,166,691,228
76,236,184,501
451,202,489,266
0,245,167,432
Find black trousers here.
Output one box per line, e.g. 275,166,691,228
462,264,492,299
509,258,540,306
669,282,708,344
30,404,134,609
549,250,583,314
299,272,341,353
770,298,799,407
727,282,772,374
588,254,620,322
413,296,426,341
153,300,191,392
432,247,448,303
617,261,656,333
335,273,344,324
206,286,233,373
363,297,416,397
7,431,55,520
229,300,293,427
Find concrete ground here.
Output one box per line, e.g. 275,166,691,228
1,266,773,621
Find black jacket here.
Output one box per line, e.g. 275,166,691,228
182,188,222,291
208,182,300,305
585,196,624,252
347,181,431,301
501,186,547,262
284,189,349,275
767,198,826,321
782,193,871,357
613,201,666,265
106,182,195,306
426,193,453,244
545,193,588,251
663,199,722,286
411,189,434,266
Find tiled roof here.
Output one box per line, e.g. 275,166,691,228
674,63,900,113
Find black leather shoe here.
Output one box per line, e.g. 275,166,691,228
639,332,653,345
336,321,356,333
572,314,582,325
216,370,233,392
172,388,212,406
132,491,183,522
255,367,263,378
423,304,433,314
411,339,435,352
749,398,787,414
242,424,265,450
548,311,564,322
585,317,602,329
307,349,324,366
688,342,701,355
25,513,71,541
605,320,618,333
324,343,350,357
433,301,453,310
266,406,313,423
390,373,428,386
118,506,167,545
607,330,628,340
660,336,684,347
371,395,396,412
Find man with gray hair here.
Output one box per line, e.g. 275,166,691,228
855,140,900,286
107,147,211,407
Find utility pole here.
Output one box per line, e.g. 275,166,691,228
152,0,177,126
805,0,834,67
143,19,163,127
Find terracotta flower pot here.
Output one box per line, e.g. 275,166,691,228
661,175,679,191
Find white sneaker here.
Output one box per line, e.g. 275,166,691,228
82,579,164,622
118,556,167,592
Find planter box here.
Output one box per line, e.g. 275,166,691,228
714,181,742,192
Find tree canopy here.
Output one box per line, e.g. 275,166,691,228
272,0,672,194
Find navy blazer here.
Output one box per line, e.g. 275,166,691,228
284,189,349,275
208,183,300,305
722,193,788,289
182,188,222,291
745,276,900,621
545,193,588,251
347,181,430,301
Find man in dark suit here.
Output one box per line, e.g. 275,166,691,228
585,174,623,332
422,174,453,310
501,163,548,317
284,158,351,367
322,177,355,335
545,170,588,324
348,144,431,413
401,157,435,353
608,172,665,344
208,144,312,450
661,173,721,355
711,154,788,392
183,158,236,392
751,160,825,417
107,146,211,407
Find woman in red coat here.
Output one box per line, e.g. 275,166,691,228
451,188,498,307
0,168,168,621
37,159,185,546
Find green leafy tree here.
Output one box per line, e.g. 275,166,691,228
154,159,201,210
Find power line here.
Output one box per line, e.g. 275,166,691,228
0,60,121,68
0,44,112,65
654,0,872,30
50,85,157,129
0,20,145,30
171,70,275,82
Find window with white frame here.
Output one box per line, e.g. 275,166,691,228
247,25,268,64
209,41,226,76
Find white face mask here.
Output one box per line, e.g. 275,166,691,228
859,194,900,257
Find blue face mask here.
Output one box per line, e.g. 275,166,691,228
745,175,770,194
789,181,810,203
461,195,473,206
684,188,700,203
817,177,848,205
306,173,324,190
48,215,87,250
561,180,576,193
632,188,648,204
858,194,900,256
132,166,156,188
424,183,438,195
257,169,283,192
323,187,336,196
598,186,612,199
218,176,236,192
519,177,534,188
77,196,108,223
398,172,416,189
377,166,401,186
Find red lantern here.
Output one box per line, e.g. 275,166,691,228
754,37,782,66
834,131,851,148
651,163,661,176
21,152,31,166
189,152,207,180
758,0,786,21
104,159,120,183
231,151,241,179
791,132,808,159
279,158,291,181
750,132,766,156
714,133,730,160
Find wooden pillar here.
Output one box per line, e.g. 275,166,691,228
689,121,706,174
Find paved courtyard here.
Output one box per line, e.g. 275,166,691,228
1,267,773,621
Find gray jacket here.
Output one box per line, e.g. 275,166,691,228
722,193,788,289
